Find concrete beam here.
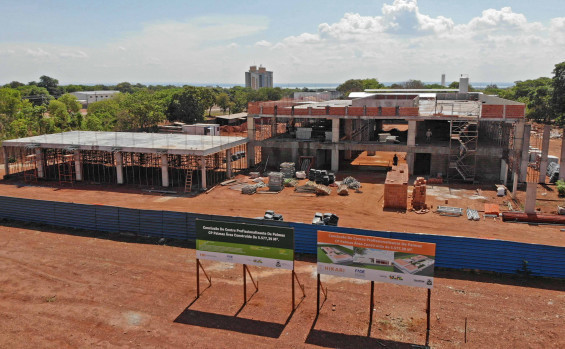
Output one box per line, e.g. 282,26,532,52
406,152,414,175
271,116,277,138
35,148,44,178
226,149,232,178
519,124,531,182
247,115,256,168
512,120,525,189
500,159,508,185
115,152,124,184
524,182,537,214
539,124,551,183
3,147,9,177
201,156,207,190
161,154,169,187
73,150,82,181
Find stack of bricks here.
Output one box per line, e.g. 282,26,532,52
383,164,408,210
411,177,427,210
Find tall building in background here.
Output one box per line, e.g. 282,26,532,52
245,65,273,90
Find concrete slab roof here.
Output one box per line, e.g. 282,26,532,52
215,112,247,120
2,131,248,156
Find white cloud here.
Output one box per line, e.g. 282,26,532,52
254,40,272,47
0,2,563,84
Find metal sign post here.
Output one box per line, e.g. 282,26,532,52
243,264,258,304
316,273,328,315
426,289,431,347
195,258,211,298
292,270,306,311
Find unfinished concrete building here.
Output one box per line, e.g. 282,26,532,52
2,131,248,191
245,77,527,185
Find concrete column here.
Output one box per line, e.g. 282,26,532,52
332,118,340,143
524,182,537,214
331,145,339,172
512,172,519,199
519,124,531,182
73,150,82,181
406,152,415,175
2,147,9,177
500,159,508,185
35,148,44,178
226,149,232,178
271,116,277,138
247,116,256,168
291,146,298,166
539,124,551,183
115,152,124,184
408,120,417,146
560,130,565,181
344,119,353,160
161,154,169,187
200,155,207,190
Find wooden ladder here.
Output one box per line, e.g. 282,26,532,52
184,169,193,193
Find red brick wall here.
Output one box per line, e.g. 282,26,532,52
399,107,419,116
329,107,346,115
348,107,364,116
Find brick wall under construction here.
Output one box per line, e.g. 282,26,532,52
383,164,408,210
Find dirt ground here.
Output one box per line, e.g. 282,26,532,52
0,169,564,247
0,223,563,349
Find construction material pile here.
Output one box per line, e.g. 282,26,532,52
342,176,361,190
268,172,284,192
280,162,295,178
547,162,560,183
284,178,298,187
337,183,349,196
295,171,306,179
314,183,332,196
263,210,284,221
466,208,480,221
312,212,339,226
411,177,427,210
295,181,317,193
249,172,260,179
240,179,266,194
383,165,408,210
308,169,335,186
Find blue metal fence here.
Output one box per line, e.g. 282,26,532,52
0,195,563,278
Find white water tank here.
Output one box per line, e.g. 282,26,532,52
459,74,469,93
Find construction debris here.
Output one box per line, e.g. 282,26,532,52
220,179,237,186
484,203,500,215
314,183,332,196
337,183,349,196
342,176,361,190
411,177,427,210
295,181,317,193
284,178,298,187
295,171,307,179
280,162,295,178
249,172,260,179
263,210,284,221
242,185,257,195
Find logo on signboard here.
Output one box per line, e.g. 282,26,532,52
427,279,433,286
253,259,263,264
276,261,281,268
226,255,233,259
414,279,425,283
324,265,345,273
389,275,404,281
355,269,366,278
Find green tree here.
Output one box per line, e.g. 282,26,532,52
361,78,384,90
216,92,230,113
166,87,205,124
402,79,425,89
551,61,565,121
116,82,134,94
38,75,63,96
58,93,82,113
17,85,51,105
117,90,166,130
200,88,217,116
0,88,23,119
336,79,364,97
47,100,70,130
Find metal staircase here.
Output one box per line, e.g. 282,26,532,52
448,119,479,182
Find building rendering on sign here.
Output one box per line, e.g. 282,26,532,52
245,65,273,90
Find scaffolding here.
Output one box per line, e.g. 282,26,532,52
58,154,75,186
448,118,479,182
22,154,38,183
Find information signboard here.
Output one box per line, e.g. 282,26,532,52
317,231,436,288
196,219,294,270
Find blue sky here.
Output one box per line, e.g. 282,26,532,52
1,0,564,84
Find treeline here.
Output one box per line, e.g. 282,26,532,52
0,76,305,141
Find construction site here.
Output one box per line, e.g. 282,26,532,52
1,79,565,349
